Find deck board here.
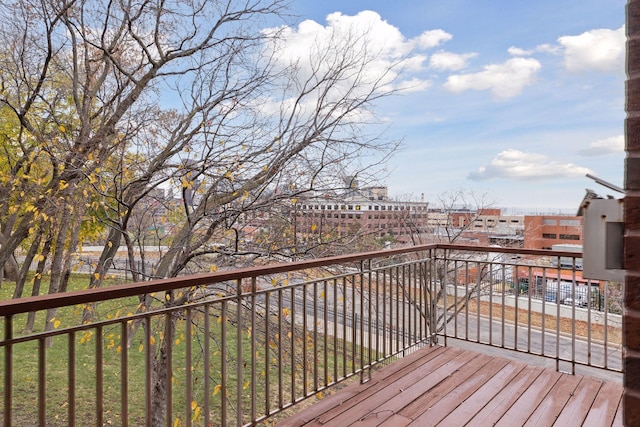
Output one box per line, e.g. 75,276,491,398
276,345,623,427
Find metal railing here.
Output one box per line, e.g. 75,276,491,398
434,246,622,374
0,244,623,426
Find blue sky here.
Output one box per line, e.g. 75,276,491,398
281,0,626,211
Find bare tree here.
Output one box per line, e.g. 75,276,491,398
0,0,408,423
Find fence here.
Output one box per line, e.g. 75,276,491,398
0,244,622,425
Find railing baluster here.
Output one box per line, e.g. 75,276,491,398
166,312,173,426
145,316,152,427
203,304,210,427
96,325,103,427
265,292,271,415
237,279,244,426
4,315,12,427
489,262,494,346
185,308,192,427
69,331,76,427
290,287,295,404
312,281,317,392
501,263,506,348
342,276,347,379
324,279,329,387
221,302,228,425
540,266,546,356
251,277,257,422
331,278,340,383
38,337,46,426
121,323,128,427
367,262,372,369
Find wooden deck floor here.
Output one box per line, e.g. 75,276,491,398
277,345,623,427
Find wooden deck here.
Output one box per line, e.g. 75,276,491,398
277,345,623,427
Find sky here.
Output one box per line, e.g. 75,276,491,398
279,0,626,212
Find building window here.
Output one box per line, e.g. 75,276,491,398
543,219,557,225
559,234,580,240
542,233,557,239
560,219,580,226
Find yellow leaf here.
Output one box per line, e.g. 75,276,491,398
210,265,217,272
59,125,65,132
191,401,198,410
38,255,45,262
173,418,181,427
139,344,144,352
108,241,113,248
150,336,156,346
53,320,61,328
213,384,222,396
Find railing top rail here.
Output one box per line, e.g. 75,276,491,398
0,244,583,316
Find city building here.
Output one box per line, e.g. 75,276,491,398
523,215,583,250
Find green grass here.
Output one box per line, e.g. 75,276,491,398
0,274,376,426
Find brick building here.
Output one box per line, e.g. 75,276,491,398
293,187,430,242
523,215,583,250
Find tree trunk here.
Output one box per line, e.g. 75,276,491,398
2,255,19,282
13,230,44,299
150,314,175,426
23,233,53,333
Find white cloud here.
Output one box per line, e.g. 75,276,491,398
429,50,477,71
262,11,437,96
468,149,592,181
509,44,561,57
395,77,432,93
558,26,625,73
579,135,624,156
443,57,541,99
415,29,452,49
507,47,532,56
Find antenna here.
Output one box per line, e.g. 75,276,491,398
585,173,625,195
